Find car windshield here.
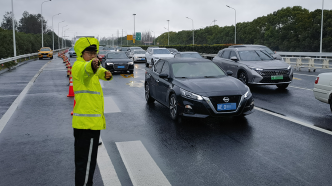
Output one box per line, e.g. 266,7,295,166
238,50,274,61
103,47,114,50
131,47,142,50
172,62,225,78
134,50,145,54
181,53,202,58
69,48,74,51
40,48,50,51
168,49,178,53
121,47,128,51
107,52,128,59
258,47,274,55
98,51,108,54
154,49,171,54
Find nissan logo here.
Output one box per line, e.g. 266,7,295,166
223,97,230,102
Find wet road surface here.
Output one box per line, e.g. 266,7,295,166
0,55,332,186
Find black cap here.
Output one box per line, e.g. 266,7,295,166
83,44,97,53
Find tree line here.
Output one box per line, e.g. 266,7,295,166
155,6,332,52
0,11,71,59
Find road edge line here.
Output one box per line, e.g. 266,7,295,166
254,107,332,136
0,60,52,135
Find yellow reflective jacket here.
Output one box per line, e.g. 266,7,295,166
72,37,112,130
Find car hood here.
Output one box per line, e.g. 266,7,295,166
105,58,131,63
173,76,247,97
154,54,174,58
133,54,145,57
240,60,289,69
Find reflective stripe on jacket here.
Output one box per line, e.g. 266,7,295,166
72,37,112,130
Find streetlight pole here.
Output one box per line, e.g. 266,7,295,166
226,5,236,44
320,0,324,53
62,25,68,48
167,20,170,46
41,0,51,48
133,14,136,45
186,17,194,46
152,31,155,45
64,28,69,48
11,0,16,60
52,13,60,51
58,20,64,50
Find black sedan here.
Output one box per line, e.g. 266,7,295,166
145,58,254,121
103,52,134,74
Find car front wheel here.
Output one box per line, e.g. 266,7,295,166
276,84,289,89
145,83,155,104
329,97,332,112
238,71,248,85
169,94,179,121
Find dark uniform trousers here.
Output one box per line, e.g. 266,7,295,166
74,128,100,186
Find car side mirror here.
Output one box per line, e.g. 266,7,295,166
38,50,40,52
226,70,233,76
272,54,281,60
230,56,238,61
159,74,168,79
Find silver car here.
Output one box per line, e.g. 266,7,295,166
213,48,293,89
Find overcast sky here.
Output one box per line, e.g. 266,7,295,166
1,0,331,40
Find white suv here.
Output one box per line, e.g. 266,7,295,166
145,48,174,67
314,72,332,112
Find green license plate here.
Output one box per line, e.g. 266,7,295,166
271,75,283,80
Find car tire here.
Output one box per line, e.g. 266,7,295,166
145,83,155,104
39,58,42,60
50,56,53,59
276,84,289,89
129,70,133,74
70,55,72,58
238,71,248,85
330,97,332,112
146,62,149,67
169,94,179,121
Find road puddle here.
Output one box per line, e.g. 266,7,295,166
126,80,144,87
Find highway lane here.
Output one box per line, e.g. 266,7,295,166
0,55,332,185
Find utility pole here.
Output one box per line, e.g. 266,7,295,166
167,20,170,46
320,0,324,53
226,5,236,44
11,0,16,60
52,13,60,50
213,19,217,26
41,0,51,47
186,17,194,46
121,29,123,46
133,14,136,45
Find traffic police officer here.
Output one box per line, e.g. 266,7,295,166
72,37,112,186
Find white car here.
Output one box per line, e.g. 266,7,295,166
313,72,332,112
131,50,147,62
145,48,174,67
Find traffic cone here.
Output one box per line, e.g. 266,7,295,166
67,78,74,97
71,99,76,115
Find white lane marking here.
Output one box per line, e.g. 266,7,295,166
116,141,171,186
0,60,52,135
254,107,332,136
289,86,313,91
99,80,105,88
104,97,121,113
0,95,19,98
293,73,318,77
97,138,122,186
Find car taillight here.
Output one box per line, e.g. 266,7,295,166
315,77,319,84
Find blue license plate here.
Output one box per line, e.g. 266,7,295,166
217,103,236,111
117,66,125,68
43,55,47,57
141,58,145,60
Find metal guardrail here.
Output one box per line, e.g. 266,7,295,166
0,49,66,65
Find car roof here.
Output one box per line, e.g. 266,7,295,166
224,47,267,51
228,45,267,48
152,48,167,50
161,58,211,64
178,51,198,53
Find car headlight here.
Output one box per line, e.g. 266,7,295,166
287,65,291,70
128,62,134,65
180,88,203,101
244,87,252,98
106,63,113,66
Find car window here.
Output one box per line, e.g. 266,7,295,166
40,48,51,51
230,51,237,59
133,50,145,54
153,49,171,54
238,50,273,61
107,52,128,59
160,62,169,75
171,62,226,78
154,61,165,74
222,50,230,59
180,53,202,58
218,51,224,57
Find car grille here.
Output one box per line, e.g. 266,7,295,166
114,64,128,70
41,53,48,55
255,69,291,83
209,95,242,112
